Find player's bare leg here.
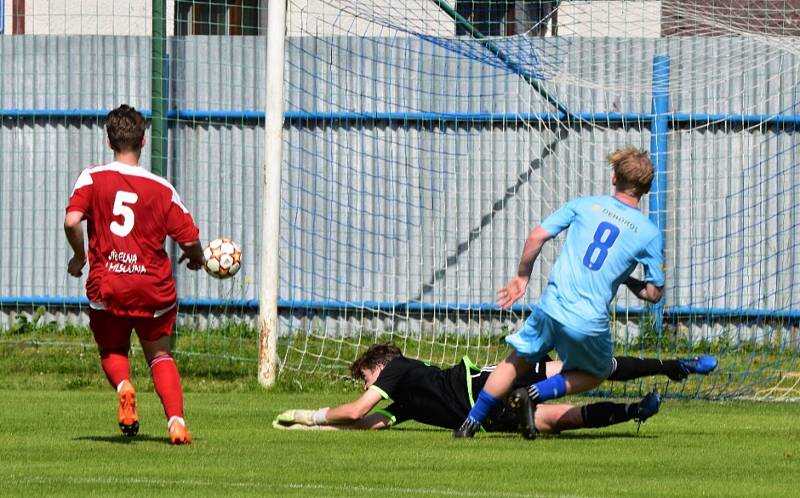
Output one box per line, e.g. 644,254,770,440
482,353,532,397
141,335,191,445
534,404,581,433
562,370,604,393
454,352,531,438
533,392,662,434
510,369,604,439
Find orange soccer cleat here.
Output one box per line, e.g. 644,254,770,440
117,380,139,437
168,416,192,445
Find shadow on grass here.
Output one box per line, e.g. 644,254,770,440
390,427,448,433
549,432,657,440
74,434,170,445
386,427,655,440
455,432,657,440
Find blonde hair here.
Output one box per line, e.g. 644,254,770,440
607,146,653,197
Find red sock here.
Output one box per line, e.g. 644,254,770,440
99,352,130,389
149,354,184,419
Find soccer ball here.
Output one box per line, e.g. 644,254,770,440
203,238,242,279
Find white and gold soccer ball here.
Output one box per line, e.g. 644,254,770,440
203,238,242,279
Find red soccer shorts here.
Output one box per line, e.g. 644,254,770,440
89,307,178,352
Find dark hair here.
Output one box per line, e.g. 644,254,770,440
106,104,146,152
349,342,402,380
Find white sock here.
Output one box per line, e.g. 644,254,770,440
168,416,186,429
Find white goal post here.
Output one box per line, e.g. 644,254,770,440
258,0,287,387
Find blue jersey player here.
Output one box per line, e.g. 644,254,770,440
455,146,665,439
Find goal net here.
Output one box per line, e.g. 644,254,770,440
275,0,800,399
0,1,798,400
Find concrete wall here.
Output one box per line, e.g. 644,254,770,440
3,1,661,37
5,0,175,35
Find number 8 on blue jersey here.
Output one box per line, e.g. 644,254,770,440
582,222,620,271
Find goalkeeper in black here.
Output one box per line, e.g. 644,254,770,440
273,343,716,435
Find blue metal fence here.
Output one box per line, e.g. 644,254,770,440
1,36,798,331
3,109,800,127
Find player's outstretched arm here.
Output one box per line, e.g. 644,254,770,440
623,275,663,303
324,388,383,423
178,240,205,270
497,226,552,309
273,388,383,428
64,210,87,277
273,412,391,431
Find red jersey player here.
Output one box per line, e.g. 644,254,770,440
64,105,205,445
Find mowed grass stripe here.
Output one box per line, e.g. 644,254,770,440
0,390,798,497
4,476,594,498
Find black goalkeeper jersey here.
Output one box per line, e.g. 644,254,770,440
371,355,550,431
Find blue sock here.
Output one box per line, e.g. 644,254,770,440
527,373,567,402
466,390,502,424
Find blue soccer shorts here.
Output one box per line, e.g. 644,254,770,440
505,304,613,378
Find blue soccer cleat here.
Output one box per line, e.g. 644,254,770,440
634,390,661,434
635,390,661,424
678,355,718,376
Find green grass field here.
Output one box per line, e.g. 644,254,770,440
1,332,799,497
1,390,799,497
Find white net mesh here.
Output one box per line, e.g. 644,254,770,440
0,1,798,398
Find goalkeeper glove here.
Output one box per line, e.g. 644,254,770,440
275,408,329,426
272,420,325,431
